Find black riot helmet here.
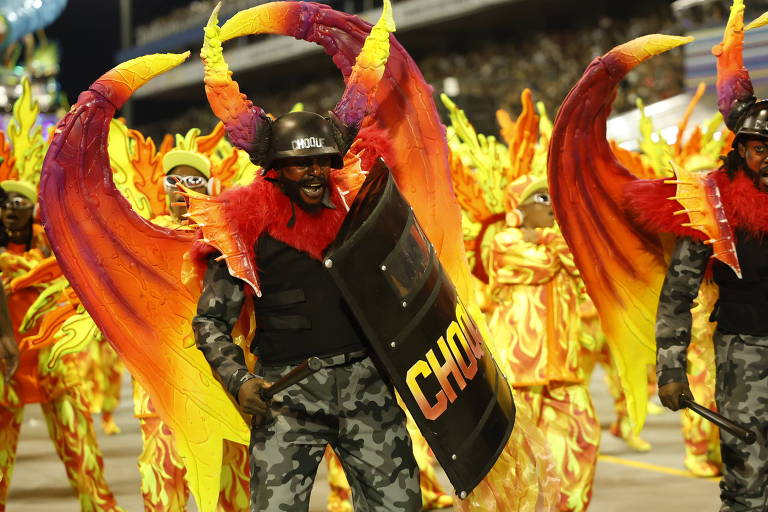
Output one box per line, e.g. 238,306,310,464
727,98,768,146
266,111,345,170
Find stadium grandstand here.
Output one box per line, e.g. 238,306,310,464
116,0,684,139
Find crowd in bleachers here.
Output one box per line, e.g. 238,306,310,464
673,0,768,31
139,4,683,140
419,9,683,121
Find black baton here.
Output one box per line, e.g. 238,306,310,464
259,356,323,401
680,395,756,445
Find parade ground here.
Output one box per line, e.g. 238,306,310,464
7,366,721,511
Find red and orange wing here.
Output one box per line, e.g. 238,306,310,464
40,53,249,512
549,35,692,432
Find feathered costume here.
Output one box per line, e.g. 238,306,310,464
40,2,555,510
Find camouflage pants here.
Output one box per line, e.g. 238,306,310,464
714,332,768,512
250,354,421,512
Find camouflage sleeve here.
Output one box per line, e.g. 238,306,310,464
656,236,712,386
192,257,255,400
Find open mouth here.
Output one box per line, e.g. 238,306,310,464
300,182,325,201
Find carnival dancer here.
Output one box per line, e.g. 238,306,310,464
488,177,599,512
188,4,424,508
652,5,768,504
548,0,767,508
0,186,122,512
442,90,598,511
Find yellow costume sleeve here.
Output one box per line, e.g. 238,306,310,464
491,228,563,285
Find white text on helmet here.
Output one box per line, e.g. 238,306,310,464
291,137,327,150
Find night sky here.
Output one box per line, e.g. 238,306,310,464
45,0,192,104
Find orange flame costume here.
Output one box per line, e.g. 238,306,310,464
488,183,600,512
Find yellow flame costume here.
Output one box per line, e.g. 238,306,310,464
443,89,596,511
487,188,600,512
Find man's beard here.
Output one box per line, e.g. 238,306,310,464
278,175,326,213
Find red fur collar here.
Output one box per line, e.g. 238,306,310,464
191,173,347,269
624,168,768,238
717,169,768,233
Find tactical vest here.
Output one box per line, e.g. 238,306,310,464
251,234,368,365
712,230,768,336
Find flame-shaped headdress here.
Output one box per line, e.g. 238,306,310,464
201,0,395,169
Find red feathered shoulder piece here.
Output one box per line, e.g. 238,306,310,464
188,173,348,294
624,168,768,241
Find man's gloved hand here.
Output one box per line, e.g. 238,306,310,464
238,376,272,417
658,381,694,411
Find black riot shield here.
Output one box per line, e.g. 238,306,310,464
324,159,515,498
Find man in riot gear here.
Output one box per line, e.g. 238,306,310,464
193,118,422,512
190,6,423,511
191,113,421,510
656,87,768,512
